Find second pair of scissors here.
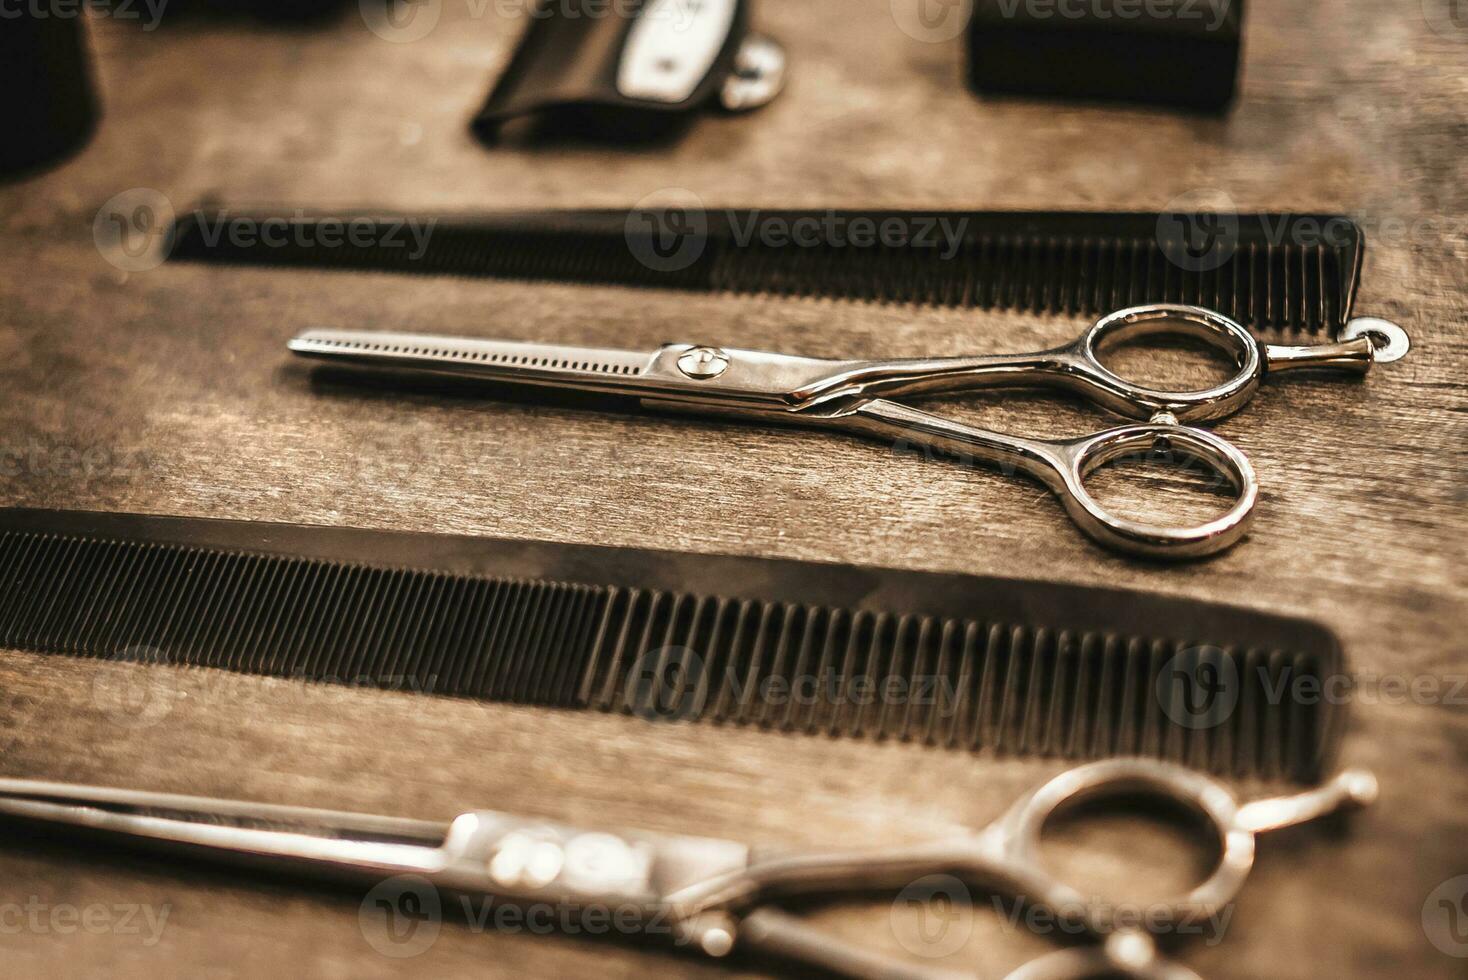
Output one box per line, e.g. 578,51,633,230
0,759,1378,979
289,304,1408,560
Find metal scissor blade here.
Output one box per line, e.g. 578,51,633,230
0,779,450,879
289,329,864,413
289,329,670,399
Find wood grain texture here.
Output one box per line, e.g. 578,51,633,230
0,1,1464,977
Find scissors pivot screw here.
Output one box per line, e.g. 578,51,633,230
1105,930,1159,971
678,346,731,379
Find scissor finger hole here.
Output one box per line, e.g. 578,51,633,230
1078,449,1241,530
1037,793,1224,912
1064,426,1256,558
1077,438,1243,530
1082,305,1260,401
1091,330,1247,393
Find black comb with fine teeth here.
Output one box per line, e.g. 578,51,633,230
166,209,1367,336
0,509,1344,781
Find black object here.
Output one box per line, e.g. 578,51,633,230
0,508,1344,781
474,0,784,140
967,0,1244,113
169,208,1365,335
0,10,98,175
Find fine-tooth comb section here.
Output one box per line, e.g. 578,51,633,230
0,512,1344,783
168,209,1365,335
0,530,611,705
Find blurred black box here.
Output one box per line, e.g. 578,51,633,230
967,0,1243,113
0,12,97,174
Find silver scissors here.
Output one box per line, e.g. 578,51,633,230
0,758,1376,979
288,304,1406,560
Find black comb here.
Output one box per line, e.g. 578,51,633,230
167,208,1365,335
0,509,1345,781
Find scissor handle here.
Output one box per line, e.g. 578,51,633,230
1055,422,1258,560
996,759,1378,939
1065,305,1264,424
839,400,1258,559
696,759,1372,980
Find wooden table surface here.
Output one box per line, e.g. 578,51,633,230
0,2,1464,977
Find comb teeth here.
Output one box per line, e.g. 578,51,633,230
0,529,1332,782
168,210,1364,335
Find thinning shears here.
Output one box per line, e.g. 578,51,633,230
0,759,1376,979
288,304,1406,559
